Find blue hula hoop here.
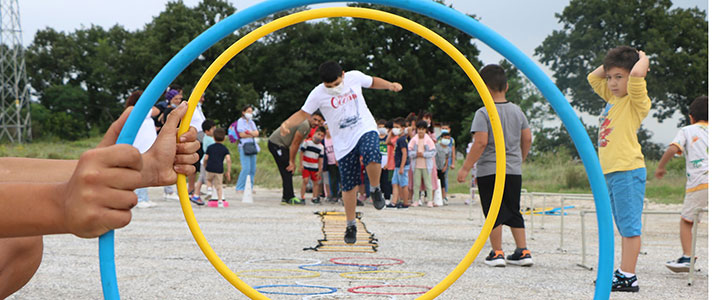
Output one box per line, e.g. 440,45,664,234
107,1,614,299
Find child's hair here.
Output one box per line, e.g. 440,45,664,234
689,95,708,122
393,117,406,127
416,120,428,130
315,125,327,135
405,115,417,125
603,46,639,72
420,111,432,121
385,119,394,129
202,119,215,132
319,61,343,83
479,64,507,93
241,104,253,112
124,90,143,108
377,119,386,126
213,128,226,141
440,132,451,138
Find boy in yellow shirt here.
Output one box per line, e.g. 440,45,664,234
588,46,650,292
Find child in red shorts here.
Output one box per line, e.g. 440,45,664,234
300,127,326,203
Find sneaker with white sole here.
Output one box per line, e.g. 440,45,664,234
506,248,533,266
665,256,693,273
484,250,506,267
136,201,156,208
611,269,639,292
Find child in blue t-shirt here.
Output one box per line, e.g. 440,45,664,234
388,117,410,208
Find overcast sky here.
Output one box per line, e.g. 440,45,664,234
18,0,708,144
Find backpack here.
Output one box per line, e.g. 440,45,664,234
228,119,240,143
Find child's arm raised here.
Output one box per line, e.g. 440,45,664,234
630,51,649,78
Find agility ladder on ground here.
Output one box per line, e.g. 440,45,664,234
304,211,377,253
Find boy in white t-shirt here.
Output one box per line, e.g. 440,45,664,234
279,61,402,244
655,95,708,273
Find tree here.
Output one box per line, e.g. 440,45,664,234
535,0,707,125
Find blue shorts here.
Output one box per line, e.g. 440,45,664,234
337,131,381,192
605,167,646,237
391,166,410,187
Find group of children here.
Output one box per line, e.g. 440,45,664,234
295,114,457,209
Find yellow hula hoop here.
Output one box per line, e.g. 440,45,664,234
339,270,426,280
235,269,322,279
176,7,507,300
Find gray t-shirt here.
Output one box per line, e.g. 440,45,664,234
268,120,311,148
435,144,451,171
471,101,529,177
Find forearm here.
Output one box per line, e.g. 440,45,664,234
461,143,487,171
0,182,66,237
657,146,678,169
370,77,395,90
282,110,311,131
289,144,301,165
0,158,77,183
589,65,605,78
630,52,649,77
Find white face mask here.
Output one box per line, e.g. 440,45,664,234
404,128,410,134
378,127,388,135
392,128,402,136
440,139,451,146
325,81,345,96
244,113,253,119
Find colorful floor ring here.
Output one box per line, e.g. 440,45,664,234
253,284,337,296
348,285,433,296
299,264,378,273
245,258,322,265
236,269,321,279
303,293,397,300
177,7,505,300
339,271,426,280
110,0,614,299
330,257,404,267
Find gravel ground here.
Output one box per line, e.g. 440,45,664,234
9,186,708,299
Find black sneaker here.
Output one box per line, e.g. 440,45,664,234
665,256,692,273
611,269,639,292
484,250,506,267
344,225,357,244
397,203,410,209
371,188,385,210
356,199,364,206
311,197,321,204
386,202,397,208
506,248,533,266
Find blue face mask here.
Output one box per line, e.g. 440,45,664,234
440,129,449,134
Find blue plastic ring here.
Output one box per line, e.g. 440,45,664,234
253,284,337,296
106,1,614,299
299,263,378,273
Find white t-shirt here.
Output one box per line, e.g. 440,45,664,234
301,70,376,160
190,103,206,133
133,110,157,154
670,121,708,192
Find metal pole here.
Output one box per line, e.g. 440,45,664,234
688,208,706,286
577,210,593,270
541,195,546,229
559,196,565,251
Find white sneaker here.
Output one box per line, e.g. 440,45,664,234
164,193,180,201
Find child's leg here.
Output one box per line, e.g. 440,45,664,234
680,219,694,256
489,226,503,252
312,174,320,198
413,168,423,200
301,176,308,199
391,184,400,204
621,236,641,273
217,179,224,201
0,236,43,299
510,227,527,249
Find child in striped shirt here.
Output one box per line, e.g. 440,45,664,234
300,126,327,203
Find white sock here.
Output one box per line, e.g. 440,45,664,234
347,220,356,227
618,268,635,277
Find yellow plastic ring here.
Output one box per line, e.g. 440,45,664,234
339,270,426,280
235,269,322,279
176,7,507,300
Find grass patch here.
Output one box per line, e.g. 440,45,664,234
2,136,687,204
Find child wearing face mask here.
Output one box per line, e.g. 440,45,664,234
377,120,393,202
436,132,452,203
408,120,437,207
300,127,327,203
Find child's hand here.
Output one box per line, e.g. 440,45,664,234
225,172,231,182
654,167,667,179
62,144,143,238
398,168,404,175
457,167,470,183
142,102,201,186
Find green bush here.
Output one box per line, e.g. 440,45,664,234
563,165,590,189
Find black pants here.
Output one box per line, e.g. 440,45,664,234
437,169,447,189
268,141,295,200
381,169,392,200
477,174,524,229
327,164,340,198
